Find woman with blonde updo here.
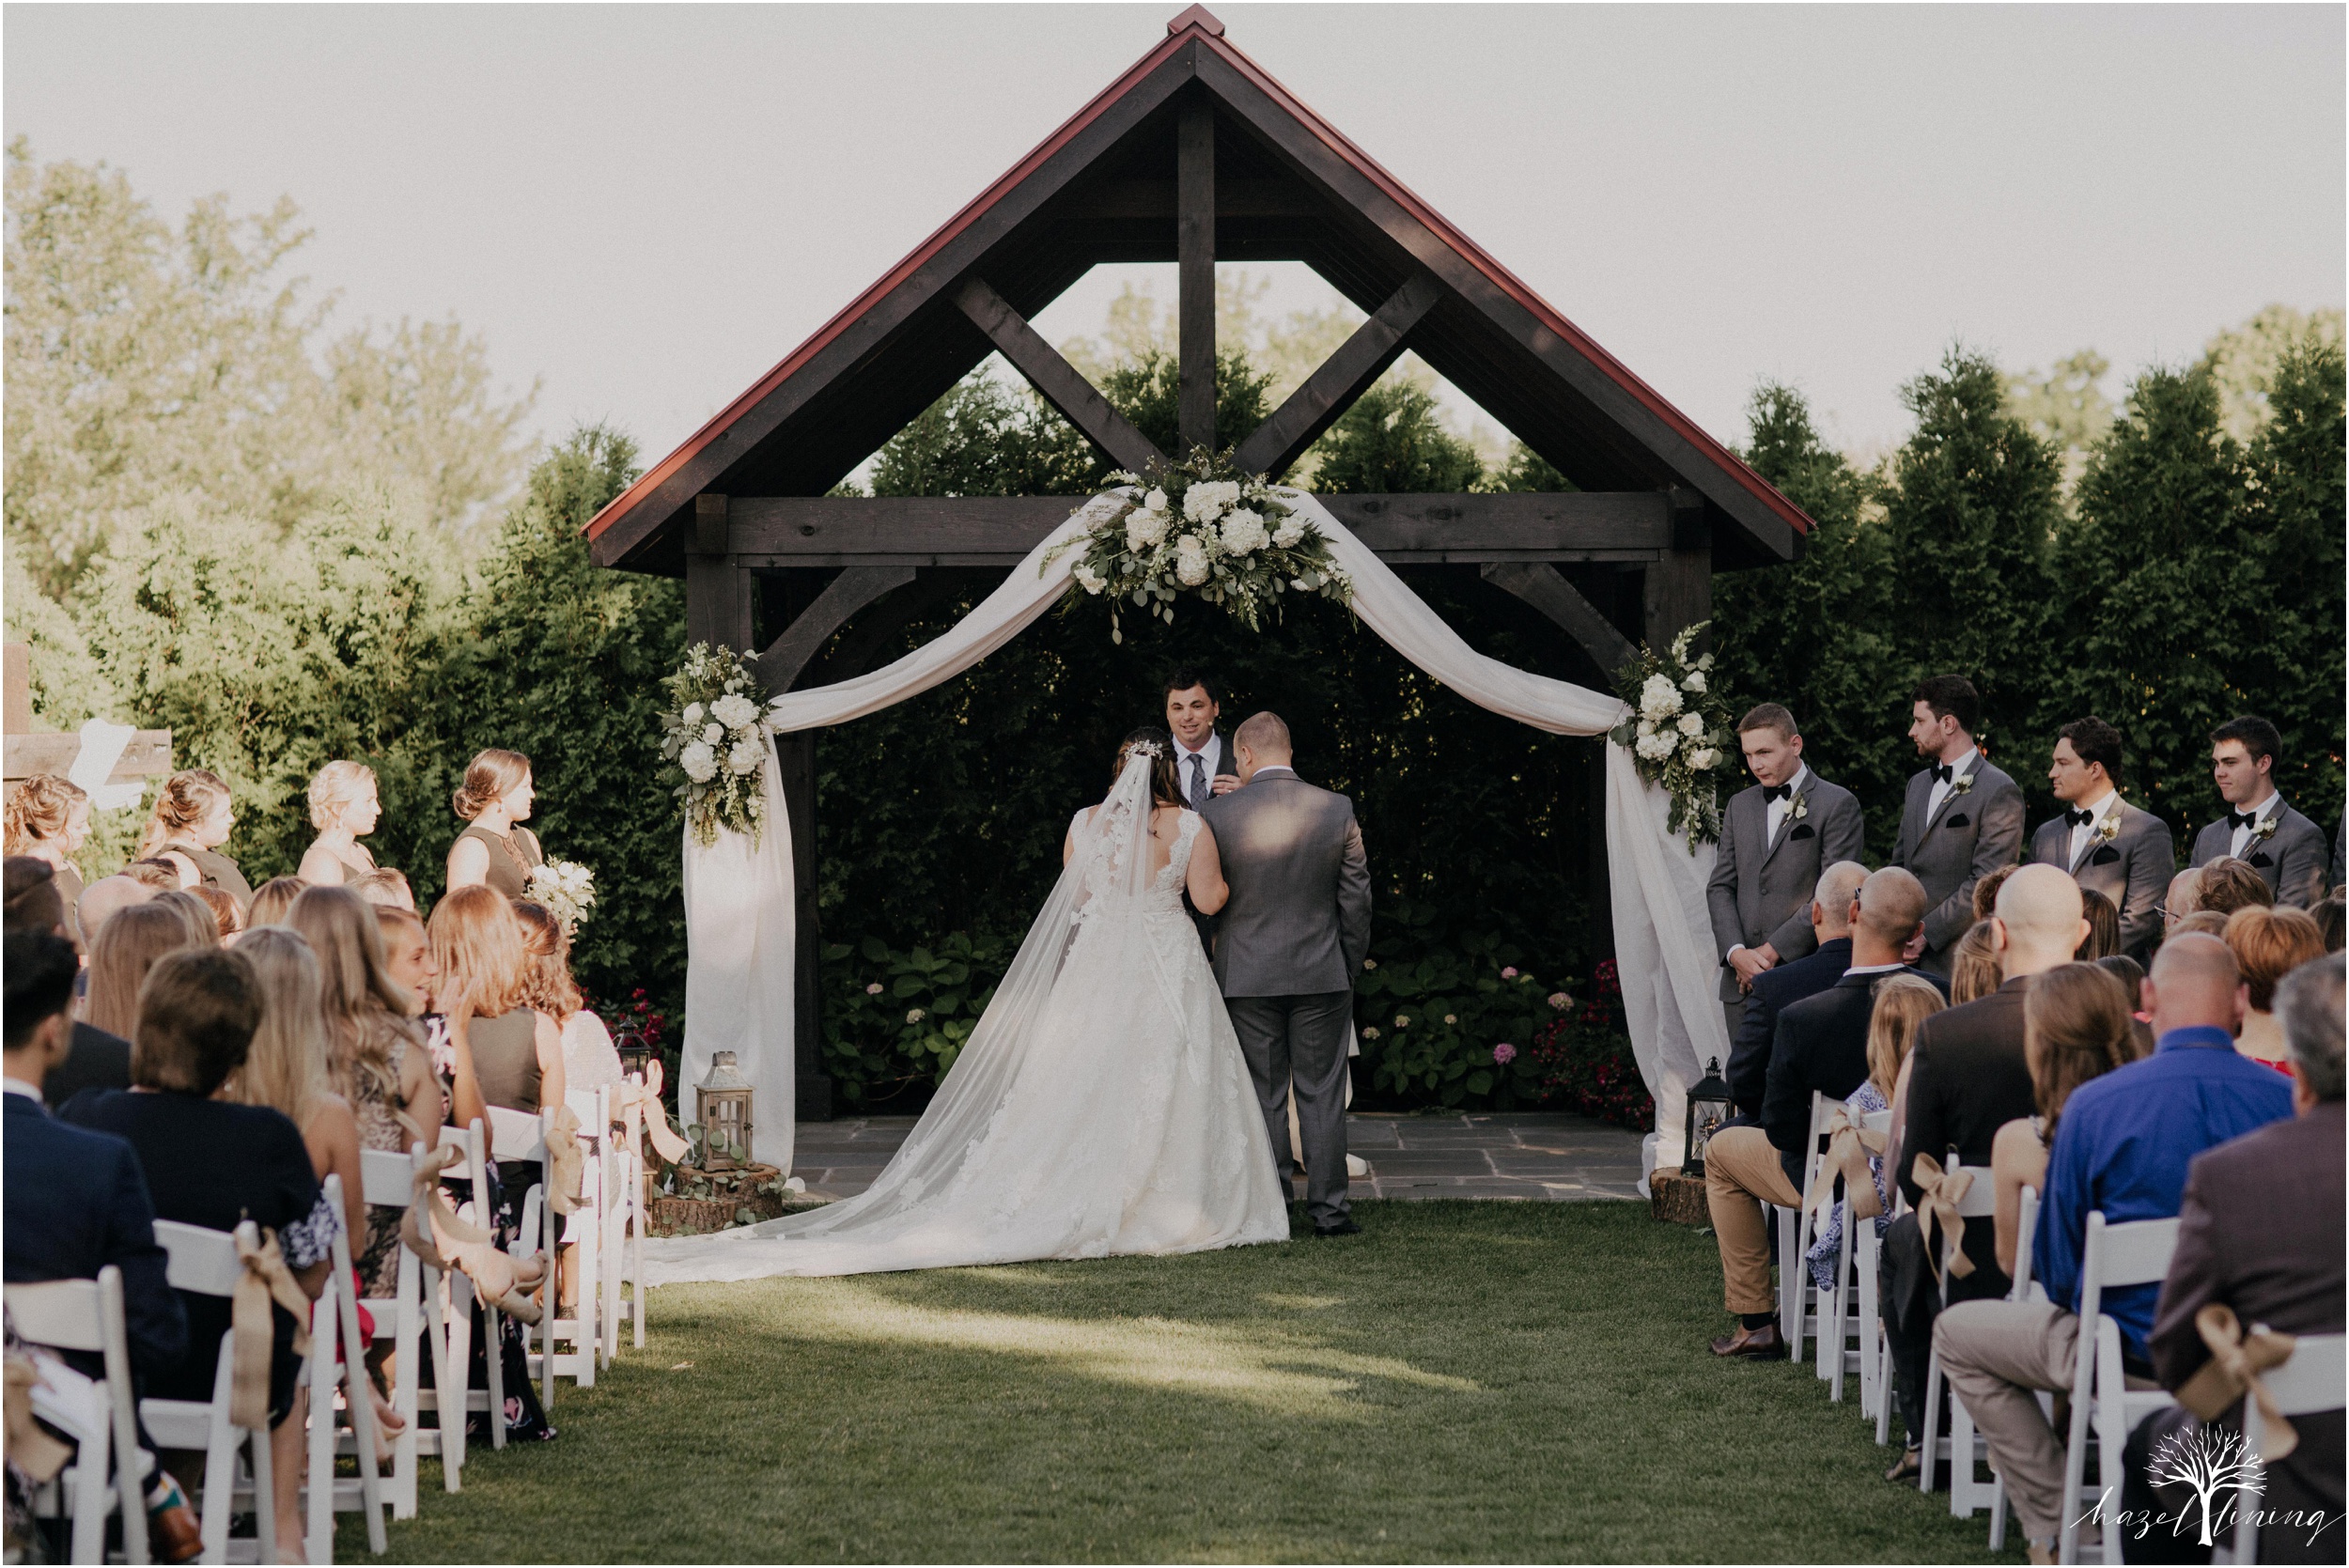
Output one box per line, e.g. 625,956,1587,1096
5,773,92,939
299,761,382,887
445,749,543,899
514,900,622,1092
136,768,254,911
429,885,564,1128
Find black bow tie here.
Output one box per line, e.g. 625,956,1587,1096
1764,784,1793,802
2065,807,2094,829
2228,809,2259,831
1929,764,1953,784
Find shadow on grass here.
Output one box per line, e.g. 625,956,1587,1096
347,1203,2010,1563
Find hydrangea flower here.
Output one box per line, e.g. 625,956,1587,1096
1492,1042,1517,1065
1639,674,1683,721
1125,508,1168,552
866,983,883,995
703,722,724,745
727,737,764,775
1501,966,1519,979
1547,991,1571,1010
1219,508,1269,555
1636,730,1676,761
1688,747,1719,771
1272,517,1306,549
1677,712,1704,737
905,1008,926,1025
679,741,718,783
1174,535,1212,586
712,693,761,731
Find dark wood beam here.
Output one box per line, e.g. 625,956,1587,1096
750,566,919,693
1480,562,1637,675
1642,489,1712,650
953,278,1164,475
685,494,754,650
1177,96,1215,452
1234,272,1439,478
723,491,1674,567
1066,177,1314,223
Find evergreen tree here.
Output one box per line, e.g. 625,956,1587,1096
1486,441,1574,492
1309,380,1483,493
1098,348,1274,460
866,375,1097,497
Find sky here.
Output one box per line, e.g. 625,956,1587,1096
6,2,2342,469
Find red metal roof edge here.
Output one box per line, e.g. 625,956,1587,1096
588,12,1812,547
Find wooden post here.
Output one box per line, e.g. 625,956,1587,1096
1642,491,1711,651
684,495,751,651
1176,94,1215,453
771,729,830,1122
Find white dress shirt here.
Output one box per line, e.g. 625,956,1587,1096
3,1077,45,1103
2228,788,2281,859
1174,733,1222,810
1926,746,1979,821
2067,787,2123,867
1766,763,1813,846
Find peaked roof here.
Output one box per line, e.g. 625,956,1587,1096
587,7,1814,573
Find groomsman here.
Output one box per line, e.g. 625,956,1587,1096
1890,675,2024,972
2029,716,2174,957
1705,704,1865,1029
2188,715,2329,907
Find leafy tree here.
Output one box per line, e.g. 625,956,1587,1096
1485,441,1574,493
1098,348,1274,459
1309,379,1482,493
2005,348,2115,499
2201,304,2345,442
866,373,1097,497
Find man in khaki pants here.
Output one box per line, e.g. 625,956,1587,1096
1705,866,1933,1358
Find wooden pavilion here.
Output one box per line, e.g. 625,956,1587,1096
587,6,1813,1116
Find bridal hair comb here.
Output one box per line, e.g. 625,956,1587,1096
1126,739,1166,760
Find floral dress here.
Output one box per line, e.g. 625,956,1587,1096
351,1038,417,1299
1805,1079,1891,1294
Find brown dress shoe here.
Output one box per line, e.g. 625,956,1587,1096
148,1500,204,1563
1708,1321,1787,1359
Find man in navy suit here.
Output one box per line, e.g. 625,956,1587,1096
4,930,199,1560
1725,860,1870,1121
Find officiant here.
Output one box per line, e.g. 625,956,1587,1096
1166,670,1239,954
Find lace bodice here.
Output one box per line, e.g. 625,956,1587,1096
1069,804,1201,913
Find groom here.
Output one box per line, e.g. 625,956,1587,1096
1201,712,1373,1237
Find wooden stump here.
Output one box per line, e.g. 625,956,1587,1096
1649,1166,1709,1226
648,1162,791,1237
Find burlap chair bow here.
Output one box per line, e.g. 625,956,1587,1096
1909,1153,1976,1280
396,1139,543,1325
545,1104,585,1217
230,1228,313,1429
609,1079,689,1165
1804,1106,1888,1219
2176,1303,2301,1461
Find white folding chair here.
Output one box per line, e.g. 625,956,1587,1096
607,1084,652,1357
1776,1091,1838,1361
1984,1186,2043,1550
2233,1331,2347,1564
1916,1154,1999,1512
482,1105,556,1411
302,1173,387,1560
433,1121,498,1471
539,1087,610,1391
2057,1211,2182,1565
1827,1107,1893,1405
348,1143,461,1514
144,1219,278,1565
6,1269,152,1565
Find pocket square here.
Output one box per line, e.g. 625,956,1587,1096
2091,845,2122,866
1945,813,1969,829
2250,851,2275,869
1789,823,1815,841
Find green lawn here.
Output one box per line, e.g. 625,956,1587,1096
344,1203,2008,1563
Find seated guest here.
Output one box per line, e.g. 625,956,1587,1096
155,888,219,947
350,868,416,912
1973,863,2021,924
62,948,336,1554
1934,935,2293,1562
77,872,157,941
2223,904,2326,1071
120,858,182,891
2030,716,2173,957
2076,887,2120,960
1806,973,1945,1295
191,885,242,943
2145,954,2343,1563
245,876,309,929
431,885,565,1131
2316,891,2346,954
3,861,135,1105
515,899,623,1093
82,901,200,1041
3,931,200,1560
2163,867,2203,931
1948,919,2003,1004
2094,953,2157,1057
1724,860,1869,1120
1879,864,2087,1478
1705,866,1937,1358
2195,856,2272,919
4,773,92,944
1988,963,2138,1280
296,761,381,887
2174,909,2231,938
373,903,439,1010
2191,716,2329,907
135,768,254,912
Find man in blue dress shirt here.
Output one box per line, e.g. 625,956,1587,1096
1931,934,2292,1562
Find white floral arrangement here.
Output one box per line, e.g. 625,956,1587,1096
524,860,597,936
1608,621,1735,849
660,643,771,847
1046,449,1353,643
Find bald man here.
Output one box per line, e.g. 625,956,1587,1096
1723,860,1873,1121
1934,934,2292,1560
1704,867,1940,1359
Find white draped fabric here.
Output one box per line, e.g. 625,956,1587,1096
678,490,1729,1178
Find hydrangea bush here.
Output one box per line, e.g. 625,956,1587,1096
1047,448,1353,642
660,643,771,846
1524,959,1653,1131
1608,620,1735,848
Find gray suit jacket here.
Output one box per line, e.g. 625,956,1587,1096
2187,798,2330,908
1199,770,1371,999
1705,771,1865,994
2029,800,2175,957
1892,758,2026,955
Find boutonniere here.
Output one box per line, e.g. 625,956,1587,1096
2094,814,2121,845
1789,791,1810,822
2253,817,2279,844
1948,772,1975,798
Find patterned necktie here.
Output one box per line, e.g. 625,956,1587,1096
1189,752,1208,812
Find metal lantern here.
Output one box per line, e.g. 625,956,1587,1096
695,1051,754,1172
614,1026,655,1083
1683,1057,1734,1179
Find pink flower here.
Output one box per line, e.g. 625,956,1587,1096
1493,1042,1517,1065
1501,966,1519,980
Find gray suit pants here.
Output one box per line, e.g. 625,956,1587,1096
1225,991,1351,1228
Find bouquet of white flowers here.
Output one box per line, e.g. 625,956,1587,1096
660,644,771,846
525,860,597,936
1047,449,1353,643
1607,621,1735,849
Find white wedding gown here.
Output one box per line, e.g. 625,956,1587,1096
641,752,1290,1283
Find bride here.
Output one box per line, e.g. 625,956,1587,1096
642,729,1291,1282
